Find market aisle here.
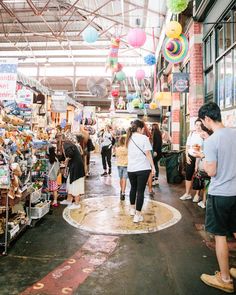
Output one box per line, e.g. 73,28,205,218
0,154,235,295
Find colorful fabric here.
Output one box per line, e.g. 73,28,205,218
48,180,58,192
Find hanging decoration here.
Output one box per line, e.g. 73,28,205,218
60,119,67,129
127,28,146,48
116,97,126,109
106,37,121,72
165,21,182,38
162,34,189,64
82,27,98,43
135,69,145,81
149,102,158,110
144,54,156,66
167,0,189,14
139,102,144,109
115,71,126,81
111,89,119,97
132,98,141,108
143,88,152,102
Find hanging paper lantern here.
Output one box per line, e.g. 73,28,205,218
116,71,126,81
127,28,146,48
144,54,156,65
149,102,158,110
82,27,98,43
126,93,134,101
111,89,119,97
165,21,182,38
167,0,189,14
135,69,145,81
139,102,144,109
144,103,149,109
132,98,140,108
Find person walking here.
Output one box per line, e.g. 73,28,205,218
99,125,113,176
180,118,203,202
152,123,163,186
196,102,236,293
116,135,128,201
126,120,155,223
60,141,85,209
47,146,60,207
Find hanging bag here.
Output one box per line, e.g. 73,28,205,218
192,172,204,190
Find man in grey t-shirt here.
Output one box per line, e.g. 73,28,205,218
197,102,236,293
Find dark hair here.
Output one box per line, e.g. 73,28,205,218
152,123,162,139
198,102,222,122
195,118,202,124
48,146,57,164
126,119,145,147
201,123,213,136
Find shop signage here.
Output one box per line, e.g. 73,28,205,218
172,73,189,93
51,91,67,113
0,58,18,101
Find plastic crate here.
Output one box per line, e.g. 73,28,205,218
31,188,42,204
30,202,50,219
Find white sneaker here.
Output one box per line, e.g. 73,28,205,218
133,214,144,223
68,203,81,209
198,201,206,209
179,193,192,201
130,208,135,216
192,194,200,203
60,200,72,205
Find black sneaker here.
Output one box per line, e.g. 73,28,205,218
108,169,111,175
120,194,125,201
101,172,108,177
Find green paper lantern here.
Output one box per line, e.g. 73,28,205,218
132,98,140,108
116,71,126,81
139,102,144,109
167,0,188,14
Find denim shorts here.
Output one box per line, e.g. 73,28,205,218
117,166,128,179
205,195,236,236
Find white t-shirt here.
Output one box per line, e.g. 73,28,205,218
127,133,152,172
186,131,203,156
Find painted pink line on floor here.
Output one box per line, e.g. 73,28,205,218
20,235,119,295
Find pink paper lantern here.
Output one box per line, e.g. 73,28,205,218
127,28,146,48
135,69,145,80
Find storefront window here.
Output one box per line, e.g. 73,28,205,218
225,15,232,49
224,51,233,107
234,47,236,104
217,26,224,57
217,58,224,109
206,70,214,94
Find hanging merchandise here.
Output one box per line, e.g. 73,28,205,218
143,88,152,102
82,27,98,43
132,98,141,108
60,119,67,129
106,37,121,72
127,28,146,48
116,97,126,110
115,71,126,82
111,89,119,98
144,54,156,66
139,102,144,109
165,21,182,38
135,69,145,81
149,101,158,110
162,34,189,64
166,0,189,14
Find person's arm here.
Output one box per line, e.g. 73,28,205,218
194,143,217,177
145,150,156,176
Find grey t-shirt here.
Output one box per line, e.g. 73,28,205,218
204,127,236,196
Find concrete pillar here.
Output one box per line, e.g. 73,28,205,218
189,22,204,129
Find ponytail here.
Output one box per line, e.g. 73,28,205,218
126,119,145,147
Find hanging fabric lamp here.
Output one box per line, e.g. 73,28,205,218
82,27,98,43
127,28,146,48
135,69,145,81
116,71,126,81
144,54,156,65
167,0,189,14
165,21,182,38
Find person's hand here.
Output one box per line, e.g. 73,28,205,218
153,151,157,157
151,166,156,176
186,155,192,164
193,150,204,159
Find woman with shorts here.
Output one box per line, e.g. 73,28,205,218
116,135,128,201
180,118,203,202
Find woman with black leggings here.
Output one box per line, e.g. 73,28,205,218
127,120,155,223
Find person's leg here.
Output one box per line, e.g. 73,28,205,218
215,235,231,281
67,193,73,202
52,190,58,204
101,150,107,175
121,178,127,194
128,172,137,209
147,172,153,194
74,195,80,205
180,155,195,200
136,170,151,213
107,148,112,174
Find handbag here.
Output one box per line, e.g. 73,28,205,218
192,173,204,190
87,138,95,152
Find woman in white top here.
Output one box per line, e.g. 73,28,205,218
180,118,203,201
126,120,155,223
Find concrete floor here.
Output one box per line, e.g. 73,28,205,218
0,154,236,295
